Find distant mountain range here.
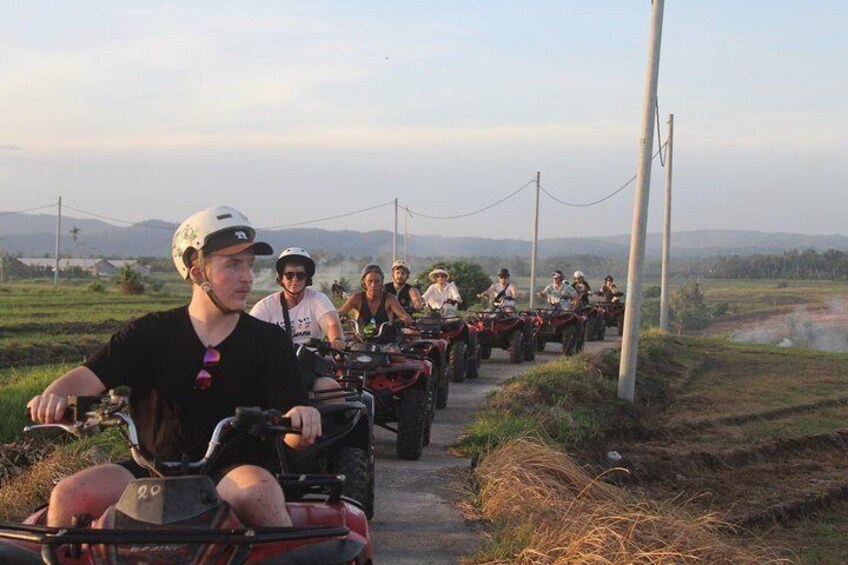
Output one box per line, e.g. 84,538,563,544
2,212,847,259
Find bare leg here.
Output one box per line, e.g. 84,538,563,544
311,376,344,405
47,464,134,527
217,465,291,527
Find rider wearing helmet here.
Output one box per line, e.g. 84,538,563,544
422,266,463,315
599,275,620,302
27,206,320,529
477,268,518,312
251,247,345,351
250,247,346,401
537,269,578,308
571,270,592,307
385,259,423,313
339,264,413,331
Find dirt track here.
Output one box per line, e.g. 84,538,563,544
370,337,620,564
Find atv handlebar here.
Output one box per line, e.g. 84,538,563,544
25,393,306,477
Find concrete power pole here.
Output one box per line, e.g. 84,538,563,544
54,196,62,288
393,198,398,265
529,171,541,309
0,236,5,283
659,114,674,331
403,206,409,261
618,0,665,402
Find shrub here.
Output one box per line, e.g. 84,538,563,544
413,260,490,310
670,280,710,332
87,280,106,293
115,266,144,295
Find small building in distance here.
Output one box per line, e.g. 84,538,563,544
15,258,151,278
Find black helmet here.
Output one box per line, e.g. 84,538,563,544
605,274,614,282
497,268,510,278
551,270,564,279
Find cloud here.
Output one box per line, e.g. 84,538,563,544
0,145,23,151
22,120,636,152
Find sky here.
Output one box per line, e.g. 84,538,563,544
1,1,846,241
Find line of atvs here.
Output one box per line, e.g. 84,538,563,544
0,295,624,564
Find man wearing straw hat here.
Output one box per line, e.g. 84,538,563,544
422,266,463,316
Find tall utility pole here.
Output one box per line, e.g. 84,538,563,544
0,236,5,282
529,171,541,309
618,0,665,402
53,196,62,288
403,206,409,261
659,114,674,331
392,198,398,265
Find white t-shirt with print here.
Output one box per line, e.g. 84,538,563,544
250,288,336,345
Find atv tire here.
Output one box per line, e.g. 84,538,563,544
480,345,492,360
467,339,481,379
585,316,599,342
508,329,524,364
562,325,578,356
597,318,606,341
449,341,468,383
522,326,536,361
535,335,546,352
575,320,586,353
332,445,373,519
617,316,625,336
435,365,449,409
397,389,428,460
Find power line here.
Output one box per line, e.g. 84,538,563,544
0,203,57,217
63,204,174,229
259,200,395,229
540,143,667,208
655,98,665,166
406,179,535,220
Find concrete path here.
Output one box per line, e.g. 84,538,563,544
370,337,619,564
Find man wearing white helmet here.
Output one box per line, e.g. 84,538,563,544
251,247,345,350
27,206,321,529
384,259,423,313
537,270,578,308
572,270,592,307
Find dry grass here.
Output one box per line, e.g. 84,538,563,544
467,439,792,565
0,443,110,521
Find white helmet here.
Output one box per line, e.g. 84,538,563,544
573,270,585,279
391,259,411,273
172,206,272,280
276,247,316,284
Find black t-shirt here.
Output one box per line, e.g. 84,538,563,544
85,306,308,469
385,282,413,312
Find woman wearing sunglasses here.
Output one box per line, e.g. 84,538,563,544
251,247,345,351
26,206,320,530
422,266,463,315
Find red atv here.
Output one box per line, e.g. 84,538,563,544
413,309,481,383
336,321,436,461
468,307,534,364
531,305,585,356
582,301,607,342
0,394,372,565
291,343,376,519
400,328,451,411
596,292,626,336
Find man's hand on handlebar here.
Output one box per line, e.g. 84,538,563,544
26,393,68,425
283,405,322,449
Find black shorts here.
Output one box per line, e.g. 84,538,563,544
115,458,274,485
